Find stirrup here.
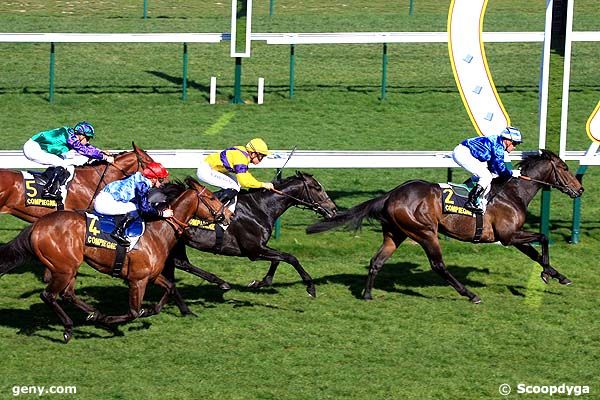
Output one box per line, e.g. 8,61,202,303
110,232,130,246
41,189,60,200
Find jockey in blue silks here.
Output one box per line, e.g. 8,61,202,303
452,126,523,213
93,162,173,246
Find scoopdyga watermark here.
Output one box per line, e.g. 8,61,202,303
499,383,590,396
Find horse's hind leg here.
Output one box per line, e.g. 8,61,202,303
362,231,405,300
40,273,76,343
149,274,194,317
61,277,105,322
417,233,480,303
248,261,279,290
101,277,150,325
250,248,316,298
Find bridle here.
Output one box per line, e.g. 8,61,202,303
272,176,333,217
520,158,578,196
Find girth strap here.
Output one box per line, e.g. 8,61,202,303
473,213,484,243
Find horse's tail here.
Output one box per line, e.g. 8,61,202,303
307,192,392,234
0,225,34,277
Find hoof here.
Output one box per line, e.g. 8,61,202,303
247,280,259,288
558,277,572,285
540,272,550,284
362,293,373,301
86,311,102,322
182,311,198,318
63,330,73,343
470,295,482,304
218,282,231,291
306,286,316,298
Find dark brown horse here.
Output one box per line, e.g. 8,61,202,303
164,171,337,297
307,150,584,303
0,142,154,222
0,178,227,342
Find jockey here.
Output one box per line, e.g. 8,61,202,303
23,121,115,199
93,161,173,246
196,137,275,212
452,126,522,213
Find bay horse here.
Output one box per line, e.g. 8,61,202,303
0,142,154,222
163,171,337,298
306,150,584,303
0,178,227,342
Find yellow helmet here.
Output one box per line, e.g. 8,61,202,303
246,138,271,155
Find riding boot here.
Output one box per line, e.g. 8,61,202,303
215,188,238,208
464,184,485,213
41,167,65,200
110,213,136,246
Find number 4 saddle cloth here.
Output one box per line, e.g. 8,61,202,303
85,212,145,252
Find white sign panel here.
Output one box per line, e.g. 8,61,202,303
448,0,510,136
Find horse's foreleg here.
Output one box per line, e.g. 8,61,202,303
149,274,176,316
175,258,231,290
513,242,571,285
251,248,316,298
509,231,570,285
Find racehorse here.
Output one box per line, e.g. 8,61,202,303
163,171,337,298
0,178,227,342
0,142,154,222
306,150,584,303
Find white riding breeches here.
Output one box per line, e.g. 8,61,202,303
452,144,497,194
93,191,137,215
196,161,240,213
23,139,88,180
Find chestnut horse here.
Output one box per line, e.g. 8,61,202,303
307,150,584,303
0,178,227,342
0,142,154,222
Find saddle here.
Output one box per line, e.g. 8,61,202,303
85,212,145,277
21,170,69,209
84,212,145,251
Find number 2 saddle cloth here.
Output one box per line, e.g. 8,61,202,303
438,182,487,216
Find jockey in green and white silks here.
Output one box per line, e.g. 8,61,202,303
452,126,522,213
196,138,275,212
23,122,114,199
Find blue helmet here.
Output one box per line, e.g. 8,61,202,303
500,126,522,144
73,121,95,138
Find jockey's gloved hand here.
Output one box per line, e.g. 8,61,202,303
104,154,115,163
512,170,521,178
262,182,275,190
161,208,174,218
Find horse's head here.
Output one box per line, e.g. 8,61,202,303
519,150,584,198
106,142,155,178
276,171,337,218
185,177,232,224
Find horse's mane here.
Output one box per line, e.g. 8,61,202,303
154,179,187,204
516,150,558,175
240,171,311,199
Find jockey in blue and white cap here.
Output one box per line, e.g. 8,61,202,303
451,126,523,213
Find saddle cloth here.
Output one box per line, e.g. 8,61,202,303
438,183,487,216
22,171,68,209
85,212,145,252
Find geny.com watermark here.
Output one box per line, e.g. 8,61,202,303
11,385,77,397
499,383,591,396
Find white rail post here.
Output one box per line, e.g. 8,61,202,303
210,76,217,104
257,77,264,104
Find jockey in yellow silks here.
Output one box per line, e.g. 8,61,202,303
196,138,274,212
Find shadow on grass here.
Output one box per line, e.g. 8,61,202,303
312,261,490,299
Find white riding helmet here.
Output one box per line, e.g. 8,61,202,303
500,126,523,144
